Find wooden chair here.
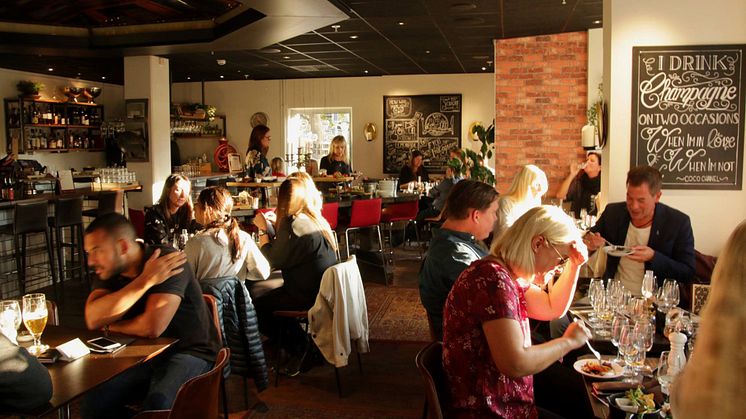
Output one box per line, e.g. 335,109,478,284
691,284,711,315
134,347,230,419
415,341,449,419
202,295,229,419
47,299,59,326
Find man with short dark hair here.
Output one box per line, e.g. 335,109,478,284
419,180,499,340
81,213,219,418
585,165,695,293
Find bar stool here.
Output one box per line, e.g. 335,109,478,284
10,201,59,296
49,196,88,287
82,190,122,219
380,200,421,263
342,199,384,274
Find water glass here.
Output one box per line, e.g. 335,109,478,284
632,319,655,372
588,278,605,324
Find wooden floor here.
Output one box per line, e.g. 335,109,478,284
13,244,428,419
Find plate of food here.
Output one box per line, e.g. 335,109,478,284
603,245,635,257
573,359,623,379
608,388,661,418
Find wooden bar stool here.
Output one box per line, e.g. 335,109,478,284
82,190,122,219
49,196,88,287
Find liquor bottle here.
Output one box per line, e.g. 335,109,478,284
31,104,39,124
7,176,15,201
56,133,63,149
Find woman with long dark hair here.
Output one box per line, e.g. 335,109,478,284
185,186,270,282
246,124,272,179
556,152,602,217
398,149,430,187
144,174,199,245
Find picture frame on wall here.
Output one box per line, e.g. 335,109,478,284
125,99,148,120
227,153,243,174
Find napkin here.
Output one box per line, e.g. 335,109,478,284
592,378,658,395
56,338,91,361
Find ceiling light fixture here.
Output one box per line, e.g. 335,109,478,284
593,20,602,24
331,24,341,32
364,70,369,74
349,35,358,39
48,68,53,72
397,21,405,26
187,76,191,80
220,75,224,79
425,50,431,54
562,0,566,4
283,55,290,59
101,76,106,80
217,59,226,66
481,66,487,71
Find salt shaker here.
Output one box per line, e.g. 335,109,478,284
668,331,688,375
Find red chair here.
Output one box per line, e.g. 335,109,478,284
380,200,420,261
343,198,383,262
321,202,341,261
128,208,145,239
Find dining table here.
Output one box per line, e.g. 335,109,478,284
5,325,177,419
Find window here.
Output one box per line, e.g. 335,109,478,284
285,107,352,172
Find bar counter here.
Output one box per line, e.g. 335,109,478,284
0,183,142,210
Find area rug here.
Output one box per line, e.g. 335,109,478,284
364,285,430,343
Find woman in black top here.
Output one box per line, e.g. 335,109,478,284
251,177,337,366
319,135,351,176
556,152,601,217
144,174,200,245
399,149,430,186
245,125,272,179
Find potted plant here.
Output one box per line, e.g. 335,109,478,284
16,80,44,99
468,122,496,185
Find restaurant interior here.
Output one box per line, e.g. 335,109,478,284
0,0,744,418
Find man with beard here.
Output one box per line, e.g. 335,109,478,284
81,213,219,418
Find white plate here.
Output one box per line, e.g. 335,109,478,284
603,245,635,257
573,359,624,379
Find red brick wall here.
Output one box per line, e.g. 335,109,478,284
493,32,588,196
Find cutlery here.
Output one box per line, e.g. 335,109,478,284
574,317,601,360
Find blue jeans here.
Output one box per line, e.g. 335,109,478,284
81,352,211,419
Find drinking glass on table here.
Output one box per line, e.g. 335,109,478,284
611,314,629,365
618,324,639,383
587,278,605,325
594,294,613,337
641,271,657,300
657,351,683,396
0,300,22,341
657,280,680,314
22,293,49,355
632,319,655,373
606,278,624,312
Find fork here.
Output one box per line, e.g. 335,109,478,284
574,317,602,360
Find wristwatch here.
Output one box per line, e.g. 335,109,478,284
257,229,267,237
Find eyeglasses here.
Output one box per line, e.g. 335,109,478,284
545,238,569,267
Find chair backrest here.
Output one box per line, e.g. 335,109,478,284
128,208,145,239
349,198,382,228
46,299,59,326
97,190,123,214
54,196,83,227
166,347,230,419
691,284,711,315
202,294,223,345
321,202,339,229
14,201,49,233
381,200,419,222
415,341,448,419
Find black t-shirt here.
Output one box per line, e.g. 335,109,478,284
92,244,220,363
319,156,351,175
567,172,601,216
399,164,430,185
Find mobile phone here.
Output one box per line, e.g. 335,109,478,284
87,337,122,351
38,348,60,364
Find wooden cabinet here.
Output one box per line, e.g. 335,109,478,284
4,97,105,154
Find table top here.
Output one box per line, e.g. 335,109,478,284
226,181,283,188
230,192,420,217
13,325,176,417
313,176,353,183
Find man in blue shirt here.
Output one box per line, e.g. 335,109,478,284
419,180,499,340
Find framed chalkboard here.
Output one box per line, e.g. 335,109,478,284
631,45,746,190
383,94,462,174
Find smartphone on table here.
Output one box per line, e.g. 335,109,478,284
87,337,122,352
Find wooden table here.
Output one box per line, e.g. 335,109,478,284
8,326,176,419
569,306,668,355
312,176,353,183
226,181,282,188
580,355,660,419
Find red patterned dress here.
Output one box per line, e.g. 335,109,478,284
442,258,536,419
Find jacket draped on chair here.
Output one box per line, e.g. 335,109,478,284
200,276,269,391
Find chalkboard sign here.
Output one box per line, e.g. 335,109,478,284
631,45,746,190
383,94,462,174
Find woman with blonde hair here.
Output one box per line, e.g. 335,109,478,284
493,164,548,238
252,177,337,371
185,186,270,282
672,220,746,419
443,205,590,418
320,135,351,176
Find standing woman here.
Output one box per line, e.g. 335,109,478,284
443,206,590,418
185,186,270,282
144,174,199,245
493,164,548,239
246,124,272,179
399,150,430,187
555,152,601,217
320,135,351,176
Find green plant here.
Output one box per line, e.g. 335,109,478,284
190,103,217,121
16,80,44,96
467,122,496,185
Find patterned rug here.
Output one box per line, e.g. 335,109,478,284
365,285,430,343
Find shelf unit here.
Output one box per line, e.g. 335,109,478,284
4,97,105,154
171,114,226,139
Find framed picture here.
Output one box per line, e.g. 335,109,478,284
227,153,243,174
126,99,148,120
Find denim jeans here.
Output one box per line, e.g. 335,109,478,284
80,352,211,419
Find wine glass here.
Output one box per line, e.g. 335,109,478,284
611,314,629,365
22,294,49,355
641,271,657,299
594,294,613,337
657,351,677,395
607,278,624,312
0,300,22,341
588,278,605,325
633,319,655,373
618,324,639,383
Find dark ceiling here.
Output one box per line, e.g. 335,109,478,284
0,0,602,85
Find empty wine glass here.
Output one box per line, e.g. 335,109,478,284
657,351,684,396
611,314,629,365
641,271,657,299
618,324,639,383
22,294,49,356
657,280,680,314
607,278,624,312
0,300,22,341
633,319,655,373
588,278,605,325
594,294,613,337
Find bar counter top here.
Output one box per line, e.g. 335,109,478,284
0,184,142,209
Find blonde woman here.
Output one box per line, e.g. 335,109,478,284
185,186,270,282
319,135,351,176
493,164,548,238
672,220,746,419
443,206,590,418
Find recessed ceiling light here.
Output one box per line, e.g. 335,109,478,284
77,73,81,76
187,76,191,80
237,70,241,73
48,68,53,72
101,76,106,80
364,70,369,74
331,24,341,32
481,67,487,71
283,55,290,59
259,48,281,54
425,50,431,54
397,21,405,26
220,75,224,79
349,35,358,39
593,20,602,24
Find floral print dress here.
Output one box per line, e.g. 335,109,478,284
442,258,536,419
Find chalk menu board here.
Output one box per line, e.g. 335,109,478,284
631,45,746,190
383,94,462,174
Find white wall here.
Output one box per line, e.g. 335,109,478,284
0,67,124,171
604,0,746,255
171,73,495,179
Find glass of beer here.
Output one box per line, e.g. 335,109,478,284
22,293,49,355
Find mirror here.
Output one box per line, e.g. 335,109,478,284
364,122,377,142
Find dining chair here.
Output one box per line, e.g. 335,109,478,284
380,199,421,262
321,202,341,261
342,198,384,261
202,295,229,419
128,208,146,239
134,347,230,419
415,341,448,419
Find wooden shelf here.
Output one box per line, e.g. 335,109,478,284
173,134,223,139
22,123,99,129
26,148,104,153
20,98,100,107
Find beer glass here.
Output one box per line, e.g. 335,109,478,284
22,293,49,355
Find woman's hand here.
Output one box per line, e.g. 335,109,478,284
252,212,268,232
567,239,589,268
562,319,591,349
569,161,581,175
263,210,277,224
